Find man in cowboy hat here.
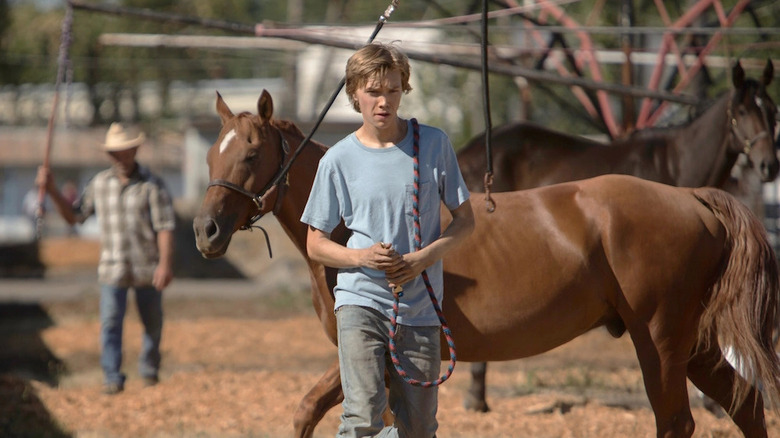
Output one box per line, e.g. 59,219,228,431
37,122,176,395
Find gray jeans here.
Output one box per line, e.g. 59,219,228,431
336,305,441,438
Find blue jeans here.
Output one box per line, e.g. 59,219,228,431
100,284,163,386
336,305,440,438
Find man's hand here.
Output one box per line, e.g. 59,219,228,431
152,264,173,291
35,166,57,193
154,229,175,291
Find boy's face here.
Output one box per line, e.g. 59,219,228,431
354,69,403,130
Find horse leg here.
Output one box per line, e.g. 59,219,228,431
294,358,343,438
687,342,768,438
627,317,696,437
463,362,490,412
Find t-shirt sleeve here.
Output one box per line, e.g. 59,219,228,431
438,134,470,211
301,158,342,233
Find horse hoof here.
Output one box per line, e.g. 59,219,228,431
463,398,490,413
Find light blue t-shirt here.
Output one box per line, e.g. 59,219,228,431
301,119,470,326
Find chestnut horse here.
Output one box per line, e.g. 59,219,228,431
456,60,778,412
194,91,780,438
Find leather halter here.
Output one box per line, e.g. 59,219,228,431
727,91,771,156
206,125,291,230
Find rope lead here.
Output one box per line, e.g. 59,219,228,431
388,118,457,388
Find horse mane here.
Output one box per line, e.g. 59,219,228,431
622,91,731,142
273,118,305,137
230,111,257,129
735,77,762,101
232,112,307,143
626,77,766,143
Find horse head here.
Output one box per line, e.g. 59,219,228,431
729,59,778,182
193,89,290,258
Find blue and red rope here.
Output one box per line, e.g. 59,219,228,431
388,118,457,387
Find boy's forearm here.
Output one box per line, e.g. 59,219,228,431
307,228,361,269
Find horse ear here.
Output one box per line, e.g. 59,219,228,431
258,90,274,121
762,59,774,87
216,91,234,124
732,60,745,89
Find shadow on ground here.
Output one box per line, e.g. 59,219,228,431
0,242,45,278
172,211,246,279
0,375,70,437
0,303,70,437
0,209,248,281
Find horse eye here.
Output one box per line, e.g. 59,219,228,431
245,151,258,163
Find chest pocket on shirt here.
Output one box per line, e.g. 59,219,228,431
120,185,152,230
405,179,438,217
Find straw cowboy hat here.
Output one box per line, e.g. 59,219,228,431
103,123,145,151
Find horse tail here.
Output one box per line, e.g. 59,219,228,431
693,187,780,411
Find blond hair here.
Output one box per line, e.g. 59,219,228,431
345,42,412,112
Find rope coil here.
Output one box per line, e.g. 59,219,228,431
388,118,457,388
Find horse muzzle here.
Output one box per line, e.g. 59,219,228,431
759,156,780,182
193,214,233,259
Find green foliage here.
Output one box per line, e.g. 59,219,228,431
0,0,9,82
2,3,61,84
1,0,778,132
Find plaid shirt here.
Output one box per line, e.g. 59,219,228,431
74,164,176,287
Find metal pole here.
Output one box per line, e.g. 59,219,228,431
480,0,495,213
263,0,400,192
69,0,697,105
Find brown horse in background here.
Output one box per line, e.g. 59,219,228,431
193,90,780,438
458,60,777,192
456,60,778,413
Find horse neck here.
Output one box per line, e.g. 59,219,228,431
271,132,339,343
273,131,326,260
673,94,736,187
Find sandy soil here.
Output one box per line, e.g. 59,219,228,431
15,302,780,438
2,233,779,438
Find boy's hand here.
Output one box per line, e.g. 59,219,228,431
361,242,403,272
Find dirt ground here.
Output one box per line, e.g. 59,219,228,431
3,230,780,438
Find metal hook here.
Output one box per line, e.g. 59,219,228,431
483,172,496,213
